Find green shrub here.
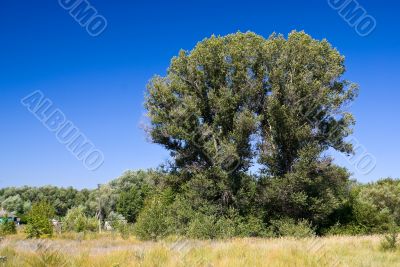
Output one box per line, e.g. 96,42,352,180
357,178,400,225
135,190,271,240
107,212,132,239
186,207,245,239
325,223,368,236
163,195,195,236
269,218,315,238
25,201,55,238
353,199,393,233
187,213,218,239
85,217,99,232
107,212,126,229
118,222,133,239
116,187,144,223
133,190,174,240
62,206,98,233
0,220,16,236
187,209,268,239
381,232,398,251
237,216,269,237
380,227,399,251
215,216,239,239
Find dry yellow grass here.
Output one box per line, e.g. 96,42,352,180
0,233,399,266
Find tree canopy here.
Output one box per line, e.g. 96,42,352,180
145,31,358,223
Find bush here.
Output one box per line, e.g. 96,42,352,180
135,191,271,240
117,222,133,239
353,199,393,233
237,215,269,237
25,201,55,238
163,195,195,236
381,232,398,251
0,220,16,236
107,212,126,229
215,216,239,239
325,223,368,236
62,206,98,233
269,218,315,238
380,226,399,251
85,217,99,232
187,213,219,239
357,178,400,225
133,190,174,240
187,209,269,239
107,212,131,239
116,187,144,223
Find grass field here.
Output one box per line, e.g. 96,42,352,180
0,233,399,266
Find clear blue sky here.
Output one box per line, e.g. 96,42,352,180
0,0,399,188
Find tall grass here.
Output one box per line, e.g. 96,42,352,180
0,233,399,266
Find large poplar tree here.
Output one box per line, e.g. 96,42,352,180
145,31,357,223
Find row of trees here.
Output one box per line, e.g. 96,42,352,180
1,170,400,239
1,31,396,239
0,170,156,223
0,186,90,218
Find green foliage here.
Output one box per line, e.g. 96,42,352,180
163,195,195,236
0,220,16,236
260,147,351,230
134,189,269,240
116,187,144,223
1,195,26,215
324,179,400,235
62,206,97,233
186,209,268,239
116,221,132,240
380,225,399,251
325,223,368,236
85,170,157,220
381,234,398,251
348,180,399,234
236,215,269,237
362,178,400,218
0,186,89,217
146,32,266,175
146,31,357,177
133,190,174,240
107,212,132,239
259,33,357,176
85,217,99,232
352,199,393,233
145,31,357,234
268,218,315,238
186,213,219,239
25,201,55,238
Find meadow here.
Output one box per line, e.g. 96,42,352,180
0,233,399,267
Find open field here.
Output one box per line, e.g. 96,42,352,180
0,234,399,266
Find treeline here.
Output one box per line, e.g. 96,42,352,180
0,186,90,219
1,170,400,239
0,170,158,221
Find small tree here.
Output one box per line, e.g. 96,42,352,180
116,187,144,223
134,190,174,240
25,201,55,238
63,206,88,233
